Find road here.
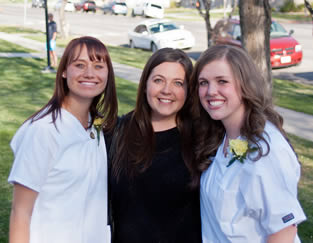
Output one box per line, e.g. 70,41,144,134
0,3,312,83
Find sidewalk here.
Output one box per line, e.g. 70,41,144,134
1,32,313,142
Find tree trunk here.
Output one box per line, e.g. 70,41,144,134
229,0,237,19
197,0,213,47
304,0,313,35
59,0,70,39
239,0,272,90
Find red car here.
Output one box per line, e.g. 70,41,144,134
75,0,96,13
212,18,302,68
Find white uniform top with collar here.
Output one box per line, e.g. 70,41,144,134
200,121,306,243
8,108,110,243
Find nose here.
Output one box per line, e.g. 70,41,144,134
83,65,95,78
161,82,171,94
206,82,217,96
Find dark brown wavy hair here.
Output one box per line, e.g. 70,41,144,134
112,48,198,187
28,36,118,133
190,45,286,171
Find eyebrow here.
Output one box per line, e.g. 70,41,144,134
73,59,106,63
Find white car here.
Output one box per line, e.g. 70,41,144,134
128,19,195,52
54,0,75,12
131,2,164,19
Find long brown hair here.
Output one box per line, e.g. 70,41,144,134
112,48,198,186
190,45,285,171
29,36,118,133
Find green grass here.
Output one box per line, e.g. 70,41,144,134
0,39,36,53
0,26,42,34
107,45,152,69
0,56,312,242
23,34,153,70
273,79,313,115
288,133,313,241
272,12,312,22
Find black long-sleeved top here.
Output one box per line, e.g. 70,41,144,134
110,127,202,243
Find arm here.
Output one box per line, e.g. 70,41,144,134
9,183,38,243
267,225,297,243
52,31,57,41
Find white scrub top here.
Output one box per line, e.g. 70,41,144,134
8,108,110,243
200,122,306,243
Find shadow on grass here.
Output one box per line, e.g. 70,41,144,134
116,77,137,115
0,131,15,243
0,57,55,129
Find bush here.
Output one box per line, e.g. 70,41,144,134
280,0,299,12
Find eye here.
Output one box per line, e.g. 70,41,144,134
174,80,184,87
153,78,163,83
74,63,85,69
95,64,105,69
199,80,208,86
218,79,228,84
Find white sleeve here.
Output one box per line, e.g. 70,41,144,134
240,143,306,235
8,120,58,192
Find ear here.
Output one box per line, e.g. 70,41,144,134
62,72,67,78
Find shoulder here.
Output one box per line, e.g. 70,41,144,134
242,121,300,189
11,112,60,153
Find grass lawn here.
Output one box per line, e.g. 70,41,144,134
0,55,313,242
0,39,36,53
273,79,313,115
21,32,153,70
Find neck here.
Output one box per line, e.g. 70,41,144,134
151,116,177,132
62,97,91,129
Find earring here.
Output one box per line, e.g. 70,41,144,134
62,73,66,78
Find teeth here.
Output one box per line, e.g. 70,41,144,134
80,82,96,86
209,100,224,106
159,99,172,103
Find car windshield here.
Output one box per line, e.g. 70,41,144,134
149,22,178,34
270,21,289,37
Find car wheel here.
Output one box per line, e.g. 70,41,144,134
151,43,157,53
130,40,135,48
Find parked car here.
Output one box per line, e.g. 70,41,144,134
32,0,44,8
103,2,128,16
54,0,75,12
128,19,195,52
131,2,164,19
75,0,97,13
212,18,302,68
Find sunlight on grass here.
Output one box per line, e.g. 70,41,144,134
0,25,42,34
273,79,313,115
0,39,37,53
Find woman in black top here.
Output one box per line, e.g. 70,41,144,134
110,48,201,243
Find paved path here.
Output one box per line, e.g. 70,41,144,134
1,32,313,142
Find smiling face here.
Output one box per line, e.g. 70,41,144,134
198,59,245,130
146,62,187,127
63,45,108,106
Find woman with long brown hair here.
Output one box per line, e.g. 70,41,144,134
191,45,306,243
110,48,202,243
8,36,117,243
